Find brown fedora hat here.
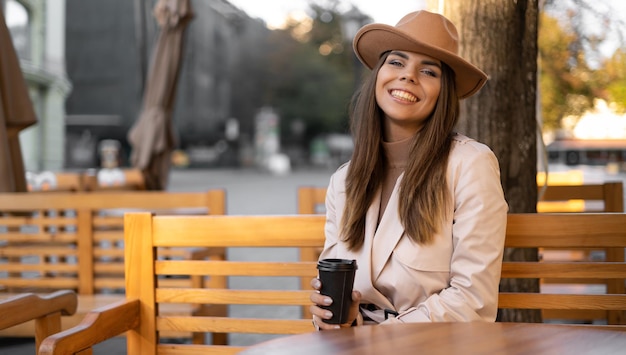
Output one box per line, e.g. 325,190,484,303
353,10,488,99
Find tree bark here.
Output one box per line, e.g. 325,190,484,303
444,0,542,322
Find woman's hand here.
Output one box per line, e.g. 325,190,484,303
310,277,362,330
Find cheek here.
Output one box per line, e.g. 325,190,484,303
427,84,442,101
375,82,386,103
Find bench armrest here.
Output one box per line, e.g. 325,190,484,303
0,290,78,329
39,299,140,355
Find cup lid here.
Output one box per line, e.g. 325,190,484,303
317,258,358,271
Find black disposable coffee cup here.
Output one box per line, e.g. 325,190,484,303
317,258,358,324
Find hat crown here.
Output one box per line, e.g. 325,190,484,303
395,11,459,56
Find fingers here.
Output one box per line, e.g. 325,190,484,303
310,291,332,308
345,290,361,326
310,286,337,330
312,313,341,330
310,277,321,290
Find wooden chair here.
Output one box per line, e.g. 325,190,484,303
500,213,626,326
0,190,227,343
0,290,77,353
40,213,326,354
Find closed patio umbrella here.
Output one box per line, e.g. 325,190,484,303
127,0,193,190
0,8,38,192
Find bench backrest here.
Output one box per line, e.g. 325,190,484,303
0,190,226,295
297,184,626,324
298,182,625,215
537,181,624,213
40,213,625,355
124,213,326,354
501,213,626,326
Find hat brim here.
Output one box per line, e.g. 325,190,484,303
354,24,488,99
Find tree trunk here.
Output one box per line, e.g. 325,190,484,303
443,0,542,322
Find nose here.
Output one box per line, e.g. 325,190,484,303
400,70,416,84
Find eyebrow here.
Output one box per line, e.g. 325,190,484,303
389,51,442,68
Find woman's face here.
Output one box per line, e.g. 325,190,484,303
375,50,442,141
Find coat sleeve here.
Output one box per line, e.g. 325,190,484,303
385,145,508,323
318,165,346,261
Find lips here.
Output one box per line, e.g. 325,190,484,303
389,89,418,102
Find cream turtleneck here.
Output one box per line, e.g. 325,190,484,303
378,136,412,221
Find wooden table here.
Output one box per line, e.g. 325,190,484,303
239,322,626,355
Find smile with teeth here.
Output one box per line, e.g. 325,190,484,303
390,89,418,102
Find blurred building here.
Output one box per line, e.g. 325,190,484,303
3,0,72,171
64,0,271,168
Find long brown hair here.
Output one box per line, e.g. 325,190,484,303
342,51,460,250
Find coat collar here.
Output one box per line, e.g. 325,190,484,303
371,176,406,279
346,175,406,309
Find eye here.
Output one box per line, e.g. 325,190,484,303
421,68,438,77
386,58,403,67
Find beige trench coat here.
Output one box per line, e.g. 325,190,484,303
319,134,508,324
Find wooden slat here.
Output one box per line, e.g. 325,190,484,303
0,247,78,256
501,262,626,278
499,293,626,310
541,184,605,200
0,233,78,243
152,215,327,247
1,278,80,288
2,263,78,272
157,344,244,355
156,288,312,306
505,213,626,248
155,260,318,277
157,316,312,334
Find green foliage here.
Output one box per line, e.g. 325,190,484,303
258,1,364,143
538,12,595,129
540,1,626,130
597,49,626,113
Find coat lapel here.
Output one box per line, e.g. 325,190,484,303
371,177,406,281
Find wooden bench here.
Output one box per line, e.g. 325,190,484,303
27,172,83,192
297,183,626,324
40,213,325,354
26,169,146,192
39,213,625,354
0,290,77,353
501,213,626,326
0,190,226,341
81,168,146,191
536,182,625,323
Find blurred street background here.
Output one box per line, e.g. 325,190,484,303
2,0,626,353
